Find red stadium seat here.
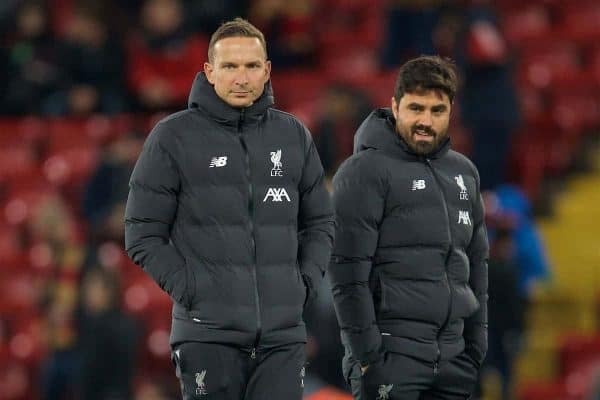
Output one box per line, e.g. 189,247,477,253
320,45,379,84
82,115,117,145
509,129,547,199
517,42,582,89
8,316,45,367
0,117,46,148
588,46,600,85
502,5,552,46
42,145,99,188
559,2,600,45
518,380,573,400
317,0,383,50
48,119,94,152
2,184,55,226
518,86,547,125
0,226,27,267
0,147,40,187
287,101,319,132
559,334,600,377
0,361,31,400
550,93,600,133
271,71,326,110
0,273,40,317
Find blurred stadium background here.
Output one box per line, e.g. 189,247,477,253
0,0,600,399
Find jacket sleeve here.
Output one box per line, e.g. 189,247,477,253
124,123,189,306
297,127,335,304
329,154,387,366
464,170,489,366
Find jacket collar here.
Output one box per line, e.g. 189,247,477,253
187,72,274,127
354,108,451,161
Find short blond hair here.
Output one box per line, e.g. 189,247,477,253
208,18,267,62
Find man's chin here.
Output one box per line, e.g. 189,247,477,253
226,97,254,108
411,140,436,155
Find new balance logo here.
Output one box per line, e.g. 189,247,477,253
263,188,291,202
458,210,472,225
412,179,426,190
209,156,227,168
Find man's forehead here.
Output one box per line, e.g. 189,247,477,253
212,37,266,61
401,89,450,105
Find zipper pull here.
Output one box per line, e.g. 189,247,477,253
250,348,256,360
433,362,439,375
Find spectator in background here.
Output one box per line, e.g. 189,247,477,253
451,1,521,190
480,185,550,399
380,0,443,68
313,84,372,176
77,267,138,400
43,7,128,115
184,0,249,36
82,130,144,269
41,294,79,400
486,185,550,296
135,380,179,400
479,226,524,400
127,0,208,111
83,131,143,235
305,274,346,391
250,0,317,68
1,1,61,115
33,194,84,400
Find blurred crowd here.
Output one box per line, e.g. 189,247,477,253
0,0,525,190
0,0,556,399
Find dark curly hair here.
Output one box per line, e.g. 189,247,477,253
394,56,458,103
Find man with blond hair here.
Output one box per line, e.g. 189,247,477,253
125,18,334,400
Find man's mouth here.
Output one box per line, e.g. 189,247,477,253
413,128,435,139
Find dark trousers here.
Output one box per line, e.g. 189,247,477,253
171,342,305,400
348,352,479,400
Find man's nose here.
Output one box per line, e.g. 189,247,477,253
234,68,249,85
418,111,433,126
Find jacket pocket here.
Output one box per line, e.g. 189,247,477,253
183,257,195,310
377,273,388,316
295,261,309,306
186,261,215,315
452,283,480,320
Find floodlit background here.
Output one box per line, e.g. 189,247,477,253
0,0,599,399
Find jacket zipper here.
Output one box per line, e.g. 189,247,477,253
425,158,453,374
237,108,261,358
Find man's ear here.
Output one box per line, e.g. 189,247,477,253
264,60,272,81
204,62,214,84
391,96,398,119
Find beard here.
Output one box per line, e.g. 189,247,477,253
398,123,448,155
